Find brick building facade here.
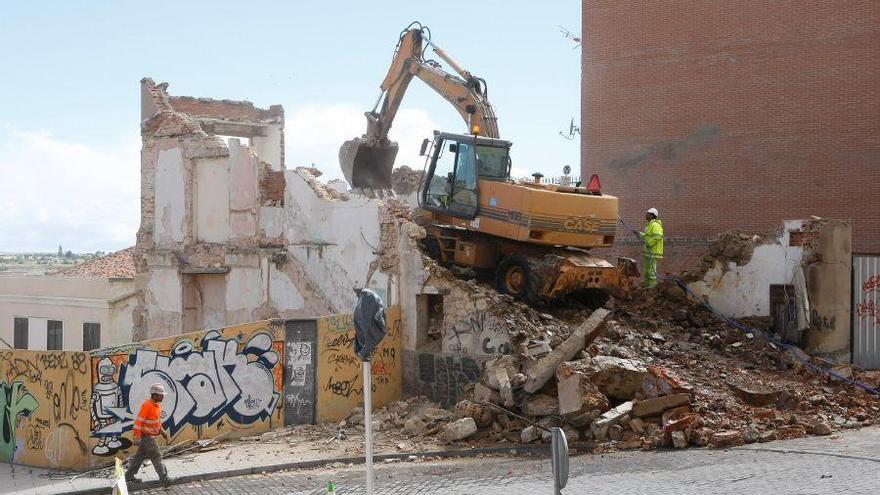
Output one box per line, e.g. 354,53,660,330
582,1,880,272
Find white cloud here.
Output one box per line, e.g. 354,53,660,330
284,103,440,181
0,126,139,252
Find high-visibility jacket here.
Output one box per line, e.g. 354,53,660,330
133,399,163,438
642,219,664,258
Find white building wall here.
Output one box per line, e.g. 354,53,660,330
154,148,186,246
196,157,231,243
688,220,805,318
0,275,136,350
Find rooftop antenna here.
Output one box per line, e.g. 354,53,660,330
557,25,582,49
559,118,581,140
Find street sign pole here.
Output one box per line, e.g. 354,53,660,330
364,360,374,495
551,427,569,495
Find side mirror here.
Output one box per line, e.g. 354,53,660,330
449,143,458,153
419,138,430,156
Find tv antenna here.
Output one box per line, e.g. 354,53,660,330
557,26,582,49
559,118,581,140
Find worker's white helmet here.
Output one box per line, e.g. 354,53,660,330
647,207,659,217
150,383,167,396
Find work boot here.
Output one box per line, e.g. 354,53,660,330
160,476,174,487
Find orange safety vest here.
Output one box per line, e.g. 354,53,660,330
133,399,162,438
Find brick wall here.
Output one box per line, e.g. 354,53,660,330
582,1,880,273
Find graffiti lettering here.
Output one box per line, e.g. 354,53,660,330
863,275,880,293
326,352,359,372
94,331,280,436
325,314,355,333
6,358,43,384
325,333,355,351
810,309,836,331
856,299,880,324
446,311,511,357
284,392,312,417
326,375,374,398
0,381,39,462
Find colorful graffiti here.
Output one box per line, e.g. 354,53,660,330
1,381,39,461
93,330,281,442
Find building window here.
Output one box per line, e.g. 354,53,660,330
83,322,101,351
47,320,63,350
13,317,28,349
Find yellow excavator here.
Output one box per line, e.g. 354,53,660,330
340,22,637,303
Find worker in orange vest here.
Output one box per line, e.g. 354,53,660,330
125,383,171,484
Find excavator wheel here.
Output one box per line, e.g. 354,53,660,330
495,255,542,304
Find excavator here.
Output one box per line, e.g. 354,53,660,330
340,22,637,303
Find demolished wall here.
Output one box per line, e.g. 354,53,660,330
687,221,805,318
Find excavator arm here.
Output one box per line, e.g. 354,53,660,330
340,22,499,189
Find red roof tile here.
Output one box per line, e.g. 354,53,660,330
50,247,136,279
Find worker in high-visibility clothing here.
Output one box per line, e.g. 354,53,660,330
125,383,170,484
640,207,664,289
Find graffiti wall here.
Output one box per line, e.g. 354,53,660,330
316,307,402,422
2,311,402,471
87,319,285,466
0,350,93,470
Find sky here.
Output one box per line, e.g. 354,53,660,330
0,0,582,253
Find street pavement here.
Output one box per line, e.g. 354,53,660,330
141,428,880,495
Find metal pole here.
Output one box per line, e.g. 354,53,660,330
363,360,374,495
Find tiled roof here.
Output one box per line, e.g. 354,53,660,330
50,247,136,279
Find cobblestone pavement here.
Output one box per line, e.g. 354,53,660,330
144,430,880,495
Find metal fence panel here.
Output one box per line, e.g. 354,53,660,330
853,255,880,369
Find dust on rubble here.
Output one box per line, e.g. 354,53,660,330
683,230,774,282
391,166,424,196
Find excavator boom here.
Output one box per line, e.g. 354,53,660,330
340,22,498,189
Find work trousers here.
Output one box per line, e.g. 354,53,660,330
125,436,167,481
643,253,660,288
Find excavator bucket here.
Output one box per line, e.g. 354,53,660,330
338,138,399,189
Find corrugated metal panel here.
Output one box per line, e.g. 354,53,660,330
853,255,880,369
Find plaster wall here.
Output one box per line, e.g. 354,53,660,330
688,221,805,318
153,148,186,247
195,157,230,243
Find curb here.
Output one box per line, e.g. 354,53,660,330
65,442,593,494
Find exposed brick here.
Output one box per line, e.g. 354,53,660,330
260,164,286,206
582,1,880,270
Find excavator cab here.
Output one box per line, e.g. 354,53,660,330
420,131,511,219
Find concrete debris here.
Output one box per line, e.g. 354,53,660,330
520,425,540,443
454,400,494,428
728,380,781,406
556,361,611,418
671,430,688,449
522,394,559,417
710,430,745,448
632,393,690,418
443,418,478,442
584,355,647,401
390,166,423,197
591,401,633,441
523,308,610,393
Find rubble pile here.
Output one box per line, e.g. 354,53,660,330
410,271,879,451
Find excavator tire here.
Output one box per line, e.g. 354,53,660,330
495,255,543,305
